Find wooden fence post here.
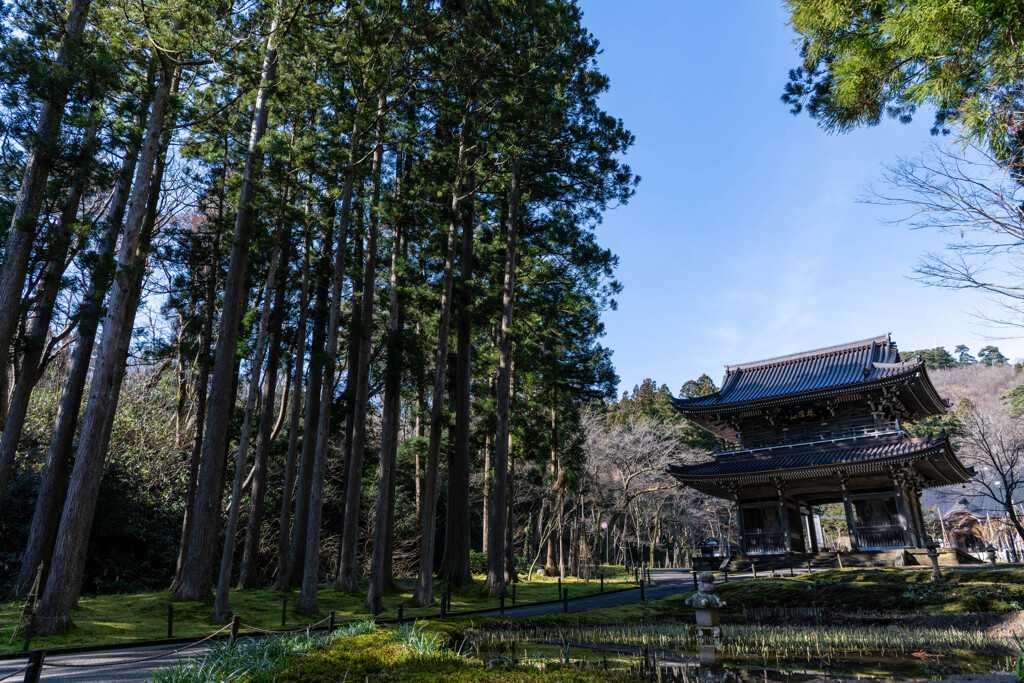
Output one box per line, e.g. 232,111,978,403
21,620,31,653
229,615,240,647
23,649,46,683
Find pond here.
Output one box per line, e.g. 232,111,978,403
465,621,1017,681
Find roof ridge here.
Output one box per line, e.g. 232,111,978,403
873,358,922,369
715,431,923,458
724,333,890,373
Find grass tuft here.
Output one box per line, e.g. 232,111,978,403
0,569,634,654
150,619,376,683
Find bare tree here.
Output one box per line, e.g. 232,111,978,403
931,364,1024,541
582,411,688,515
869,143,1024,327
577,410,727,567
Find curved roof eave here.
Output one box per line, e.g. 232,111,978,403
674,363,943,417
667,438,972,489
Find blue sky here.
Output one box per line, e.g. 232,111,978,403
581,0,1024,396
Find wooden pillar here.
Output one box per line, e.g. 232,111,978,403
735,500,746,555
842,495,857,550
799,512,808,553
903,485,921,548
892,476,914,548
798,506,812,554
909,485,927,547
807,509,820,553
776,481,791,553
839,472,858,551
917,488,929,546
787,503,803,554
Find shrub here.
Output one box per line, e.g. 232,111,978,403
469,551,488,575
0,463,180,596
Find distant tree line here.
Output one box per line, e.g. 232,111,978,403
903,345,1011,370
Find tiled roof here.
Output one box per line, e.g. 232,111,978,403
668,433,950,480
675,334,923,409
922,490,1005,518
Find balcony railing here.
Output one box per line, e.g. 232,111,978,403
742,531,787,555
855,525,906,550
716,420,904,455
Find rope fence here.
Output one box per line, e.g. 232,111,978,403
4,569,653,682
8,615,327,681
239,614,331,635
40,622,233,669
0,666,27,682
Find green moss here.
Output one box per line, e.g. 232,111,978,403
0,572,635,654
503,567,1024,625
714,568,1024,616
8,568,1021,654
266,630,641,682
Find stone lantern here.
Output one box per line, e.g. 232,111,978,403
686,571,725,666
986,546,997,565
924,540,942,581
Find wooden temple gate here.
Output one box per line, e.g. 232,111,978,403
670,335,973,556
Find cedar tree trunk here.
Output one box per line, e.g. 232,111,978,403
486,162,521,597
296,119,359,615
337,94,385,593
174,12,282,601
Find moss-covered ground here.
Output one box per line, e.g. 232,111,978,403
64,568,1024,681
150,620,642,682
7,566,1023,679
262,628,642,682
503,566,1024,626
0,567,634,654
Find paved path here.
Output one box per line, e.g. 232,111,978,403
0,568,795,682
0,641,212,682
472,566,812,618
474,568,693,617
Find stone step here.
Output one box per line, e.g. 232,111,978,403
694,546,985,572
904,547,984,565
696,549,916,572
